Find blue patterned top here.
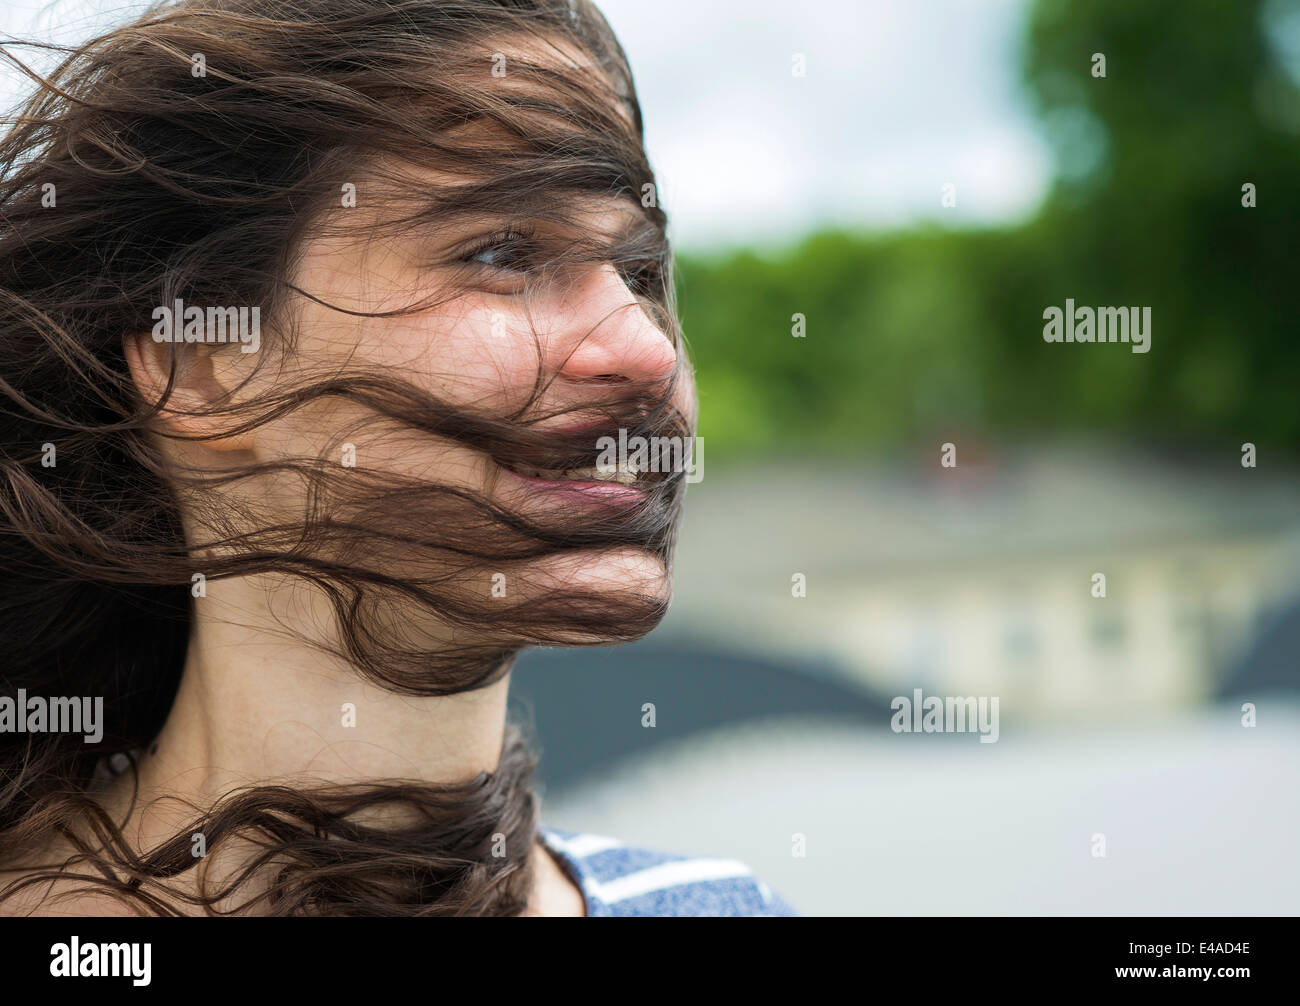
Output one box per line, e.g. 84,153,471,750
539,827,799,917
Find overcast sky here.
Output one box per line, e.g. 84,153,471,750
1,0,1052,250
598,0,1051,249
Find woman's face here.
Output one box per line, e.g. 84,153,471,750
207,159,693,626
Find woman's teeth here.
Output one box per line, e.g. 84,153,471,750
561,465,637,484
513,463,640,484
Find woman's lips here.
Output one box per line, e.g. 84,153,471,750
497,463,646,504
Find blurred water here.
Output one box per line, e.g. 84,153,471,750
541,700,1300,915
511,641,886,789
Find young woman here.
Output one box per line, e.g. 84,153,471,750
0,0,794,916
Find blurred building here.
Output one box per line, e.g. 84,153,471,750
659,442,1300,722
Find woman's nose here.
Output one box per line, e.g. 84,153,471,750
554,263,677,384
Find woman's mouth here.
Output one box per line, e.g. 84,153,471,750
505,462,639,484
497,459,650,502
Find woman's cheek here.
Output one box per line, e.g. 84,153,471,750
308,283,542,414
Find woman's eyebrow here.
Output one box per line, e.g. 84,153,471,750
397,208,528,249
400,196,644,251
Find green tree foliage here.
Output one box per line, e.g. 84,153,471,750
677,0,1300,456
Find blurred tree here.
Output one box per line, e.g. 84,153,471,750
676,0,1300,456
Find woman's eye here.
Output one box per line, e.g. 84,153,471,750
470,245,514,268
464,232,536,274
620,258,660,295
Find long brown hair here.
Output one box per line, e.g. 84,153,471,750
0,0,690,915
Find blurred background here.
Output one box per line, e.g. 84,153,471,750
511,0,1300,916
5,0,1297,915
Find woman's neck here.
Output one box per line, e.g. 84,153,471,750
86,572,591,915
132,576,512,810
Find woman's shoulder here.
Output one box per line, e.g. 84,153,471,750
539,826,799,917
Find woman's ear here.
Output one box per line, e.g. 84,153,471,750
122,333,258,452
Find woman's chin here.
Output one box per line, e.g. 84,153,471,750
486,548,673,647
528,546,670,599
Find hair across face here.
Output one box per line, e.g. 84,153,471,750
0,0,692,915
